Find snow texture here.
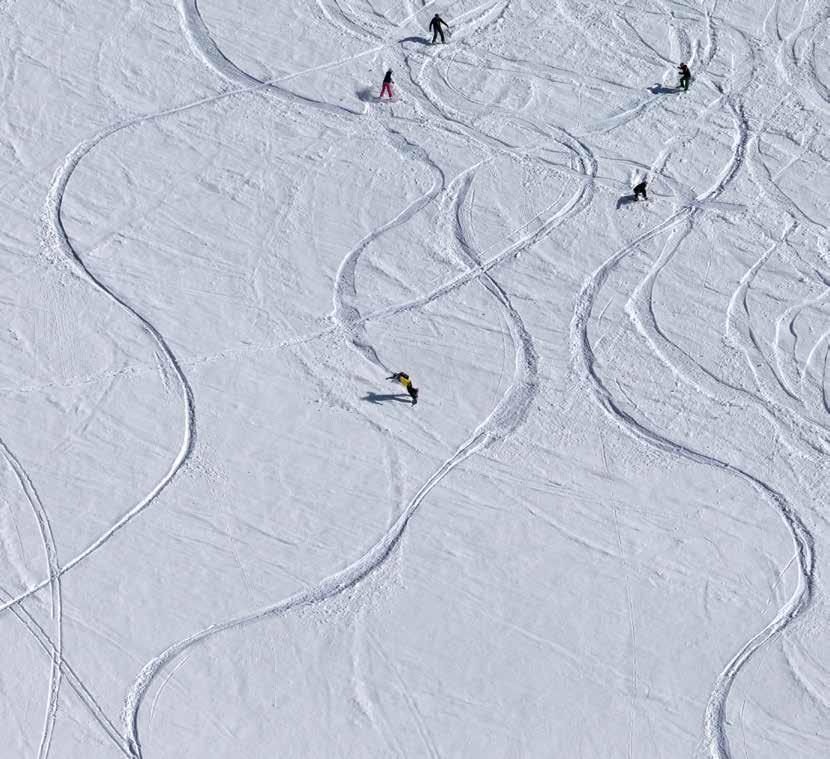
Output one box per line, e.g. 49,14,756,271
1,0,829,757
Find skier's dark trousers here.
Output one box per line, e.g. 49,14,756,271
633,181,648,201
430,14,448,44
678,63,691,91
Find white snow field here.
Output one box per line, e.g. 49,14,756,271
0,0,829,757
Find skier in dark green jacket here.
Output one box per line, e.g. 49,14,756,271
678,63,691,91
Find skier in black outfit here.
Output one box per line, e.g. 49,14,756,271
429,14,449,44
678,63,691,92
633,180,648,201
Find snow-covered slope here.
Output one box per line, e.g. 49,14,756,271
1,1,829,757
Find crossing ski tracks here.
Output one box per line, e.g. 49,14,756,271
1,2,828,758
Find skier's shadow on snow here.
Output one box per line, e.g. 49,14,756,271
357,87,380,103
616,195,639,209
399,36,431,45
648,84,680,95
362,391,413,405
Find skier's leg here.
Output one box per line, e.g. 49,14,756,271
440,29,445,43
432,29,438,43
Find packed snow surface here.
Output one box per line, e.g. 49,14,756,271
1,0,829,757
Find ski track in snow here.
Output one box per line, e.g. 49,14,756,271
122,3,544,756
572,209,815,759
0,114,199,620
0,442,129,756
178,0,365,116
741,110,830,441
773,0,830,118
569,31,817,759
0,579,130,757
6,0,825,756
630,132,830,460
122,378,537,757
330,128,449,372
0,0,424,623
0,439,63,759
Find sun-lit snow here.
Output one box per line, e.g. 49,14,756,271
1,1,829,757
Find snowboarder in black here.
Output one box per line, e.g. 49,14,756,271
387,372,419,404
380,69,394,99
633,180,648,201
429,14,449,44
678,63,691,92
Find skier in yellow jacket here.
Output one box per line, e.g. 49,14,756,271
387,372,419,405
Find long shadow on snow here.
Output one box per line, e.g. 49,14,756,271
615,194,640,209
356,87,382,103
361,392,413,405
647,83,681,94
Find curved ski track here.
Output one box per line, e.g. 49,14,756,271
330,127,449,372
122,2,552,756
569,23,818,759
9,1,823,758
0,0,565,625
0,0,450,622
570,170,815,759
0,439,63,759
178,0,365,116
